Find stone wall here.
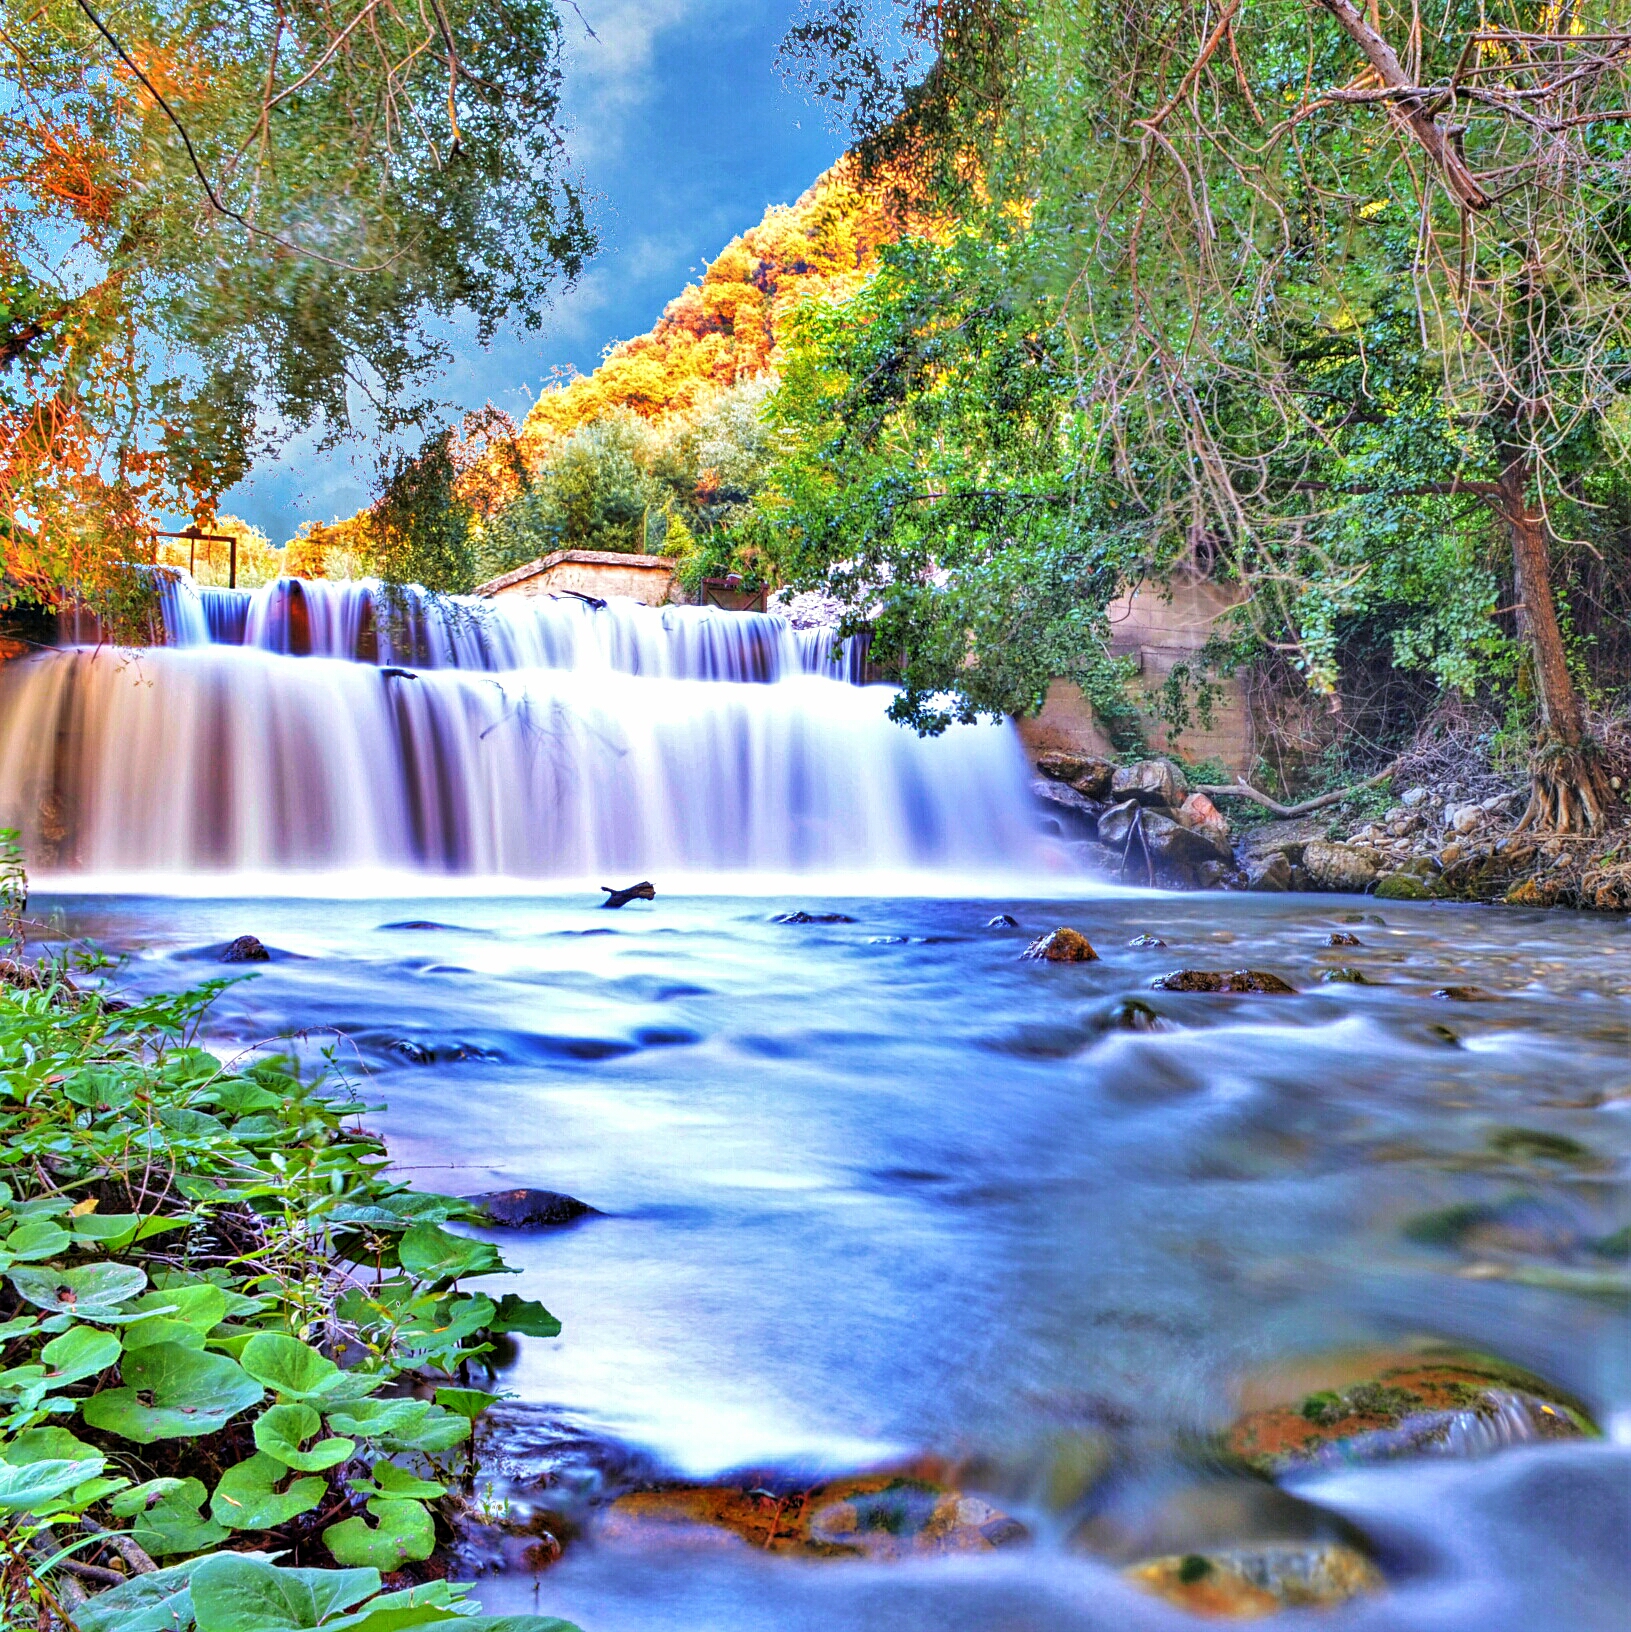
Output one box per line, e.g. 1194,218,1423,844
1017,576,1253,775
475,550,679,607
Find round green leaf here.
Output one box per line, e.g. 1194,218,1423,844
490,1295,562,1339
81,1342,262,1443
210,1452,326,1531
1,1426,99,1464
351,1460,445,1499
239,1333,378,1402
0,1457,106,1513
188,1552,380,1631
324,1398,469,1453
398,1223,507,1284
433,1387,499,1422
40,1323,121,1384
4,1219,70,1260
129,1476,231,1556
323,1496,435,1569
255,1402,356,1472
10,1261,147,1316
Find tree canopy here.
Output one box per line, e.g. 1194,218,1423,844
0,0,592,618
768,0,1631,829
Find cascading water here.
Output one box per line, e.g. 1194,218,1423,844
1,575,1047,883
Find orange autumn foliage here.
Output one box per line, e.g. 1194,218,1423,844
511,162,913,469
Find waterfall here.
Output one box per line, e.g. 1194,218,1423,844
0,578,1047,885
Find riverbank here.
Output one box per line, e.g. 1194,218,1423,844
0,944,577,1631
1031,745,1631,911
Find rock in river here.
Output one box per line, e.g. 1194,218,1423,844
599,1472,1026,1561
1151,969,1295,994
219,935,271,963
1225,1352,1595,1475
1111,758,1189,808
1095,800,1142,850
1144,812,1231,869
1374,872,1432,900
1125,1545,1382,1618
1022,927,1099,963
1245,855,1292,892
1035,750,1114,800
1300,840,1379,893
466,1188,600,1228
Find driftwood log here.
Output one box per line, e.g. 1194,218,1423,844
1194,761,1399,820
601,881,656,909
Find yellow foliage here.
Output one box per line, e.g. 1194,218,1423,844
155,514,282,588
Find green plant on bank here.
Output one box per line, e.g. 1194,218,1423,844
0,837,576,1631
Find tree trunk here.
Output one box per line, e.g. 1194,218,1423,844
1493,451,1611,835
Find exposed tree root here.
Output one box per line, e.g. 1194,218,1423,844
1511,741,1614,838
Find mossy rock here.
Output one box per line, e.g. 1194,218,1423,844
1021,927,1098,963
1125,1543,1382,1618
1374,873,1433,901
1225,1352,1597,1475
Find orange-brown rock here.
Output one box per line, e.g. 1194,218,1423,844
597,1473,1026,1561
1021,927,1098,963
1125,1544,1382,1619
1151,969,1294,994
1225,1354,1594,1475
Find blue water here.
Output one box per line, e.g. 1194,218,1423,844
35,889,1631,1629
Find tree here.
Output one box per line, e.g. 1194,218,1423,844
785,0,1631,831
0,0,592,623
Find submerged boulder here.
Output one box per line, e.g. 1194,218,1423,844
1151,969,1295,994
598,1472,1026,1561
1125,1544,1382,1618
1225,1353,1595,1476
1111,758,1189,809
1021,927,1099,963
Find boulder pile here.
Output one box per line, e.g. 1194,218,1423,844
1032,754,1242,889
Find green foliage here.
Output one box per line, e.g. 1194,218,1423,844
0,910,572,1625
771,0,1631,758
745,231,1144,736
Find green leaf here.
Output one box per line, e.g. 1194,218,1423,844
11,1261,146,1316
0,1456,105,1512
350,1461,445,1499
5,1219,70,1259
69,1555,202,1632
256,1402,357,1472
130,1476,231,1556
240,1334,382,1404
81,1342,262,1443
73,1214,190,1249
110,1475,188,1515
2,1426,98,1464
40,1323,120,1384
210,1452,327,1531
489,1295,562,1339
188,1553,379,1630
123,1285,228,1351
324,1399,469,1454
397,1224,509,1284
433,1387,499,1422
323,1497,435,1570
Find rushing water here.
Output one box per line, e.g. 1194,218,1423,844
29,888,1631,1631
1,578,1032,883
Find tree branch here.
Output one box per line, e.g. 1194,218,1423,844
1196,759,1398,817
1310,0,1492,209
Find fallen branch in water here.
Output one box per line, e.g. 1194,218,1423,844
1195,761,1398,819
601,880,657,909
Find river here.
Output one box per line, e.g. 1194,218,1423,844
30,886,1631,1630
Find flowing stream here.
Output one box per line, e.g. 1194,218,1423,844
3,579,1628,1628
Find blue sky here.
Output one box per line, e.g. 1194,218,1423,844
221,0,849,546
